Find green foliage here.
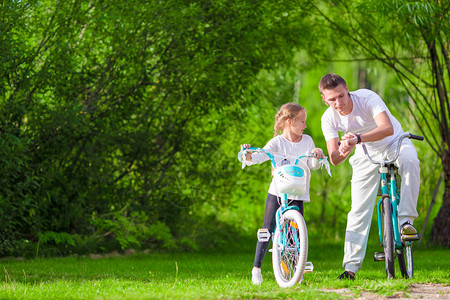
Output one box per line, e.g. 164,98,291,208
0,0,446,256
37,231,78,247
1,0,320,255
308,0,449,170
92,209,176,251
0,118,40,255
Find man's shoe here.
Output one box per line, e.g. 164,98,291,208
337,271,355,280
401,221,417,235
252,268,263,285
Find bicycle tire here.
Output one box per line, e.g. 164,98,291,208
382,196,395,279
272,209,308,288
398,244,414,278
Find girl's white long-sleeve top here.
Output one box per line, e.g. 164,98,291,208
247,134,319,202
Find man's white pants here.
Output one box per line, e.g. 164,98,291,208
343,139,420,274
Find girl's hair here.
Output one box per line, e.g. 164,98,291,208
273,103,305,136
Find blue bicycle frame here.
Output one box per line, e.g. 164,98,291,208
240,147,307,251
368,132,423,250
376,165,403,249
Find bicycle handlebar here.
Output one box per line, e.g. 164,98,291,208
238,146,332,176
409,134,424,141
362,132,424,165
240,146,319,161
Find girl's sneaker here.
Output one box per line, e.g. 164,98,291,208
252,268,263,285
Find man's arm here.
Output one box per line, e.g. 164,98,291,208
338,111,394,156
351,111,394,143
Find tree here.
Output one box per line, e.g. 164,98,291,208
309,0,449,245
1,0,316,253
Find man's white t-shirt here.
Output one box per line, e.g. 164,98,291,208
321,89,403,154
248,134,316,202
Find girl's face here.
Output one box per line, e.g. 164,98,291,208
287,110,307,137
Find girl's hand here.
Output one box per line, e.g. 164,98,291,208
311,148,324,159
240,144,253,161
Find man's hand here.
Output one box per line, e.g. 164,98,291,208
339,132,358,157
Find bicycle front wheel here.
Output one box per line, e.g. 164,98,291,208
398,244,414,278
272,209,308,288
382,196,395,279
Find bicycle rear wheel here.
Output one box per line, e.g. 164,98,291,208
272,209,307,288
382,196,395,279
398,244,414,278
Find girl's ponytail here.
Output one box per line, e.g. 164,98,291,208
273,103,305,136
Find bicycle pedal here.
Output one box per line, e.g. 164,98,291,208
304,261,314,273
402,234,420,241
374,252,385,261
257,229,271,242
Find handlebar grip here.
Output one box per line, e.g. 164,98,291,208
409,134,424,141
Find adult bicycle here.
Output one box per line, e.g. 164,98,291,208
238,147,331,287
363,132,423,279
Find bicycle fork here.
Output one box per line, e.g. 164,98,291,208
256,194,300,245
376,167,401,246
275,194,300,252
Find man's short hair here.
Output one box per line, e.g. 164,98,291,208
319,74,347,94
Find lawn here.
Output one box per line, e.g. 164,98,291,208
0,241,448,299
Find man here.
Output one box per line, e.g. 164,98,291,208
319,73,420,280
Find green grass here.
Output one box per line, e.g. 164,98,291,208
0,241,448,299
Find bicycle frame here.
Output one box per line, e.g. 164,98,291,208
362,132,423,250
376,164,403,249
275,192,301,252
240,147,308,251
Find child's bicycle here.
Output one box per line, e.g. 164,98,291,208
361,132,424,279
238,147,331,287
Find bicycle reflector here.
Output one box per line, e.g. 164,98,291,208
274,165,307,196
257,229,271,242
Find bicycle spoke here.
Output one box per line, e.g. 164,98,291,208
279,220,301,280
272,210,308,287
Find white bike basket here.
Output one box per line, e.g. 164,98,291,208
274,164,307,196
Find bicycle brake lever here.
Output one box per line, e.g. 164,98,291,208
238,149,247,169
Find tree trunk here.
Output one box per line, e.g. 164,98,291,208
430,152,450,246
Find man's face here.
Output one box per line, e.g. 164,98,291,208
321,84,352,116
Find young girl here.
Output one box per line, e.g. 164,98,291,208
242,103,324,285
